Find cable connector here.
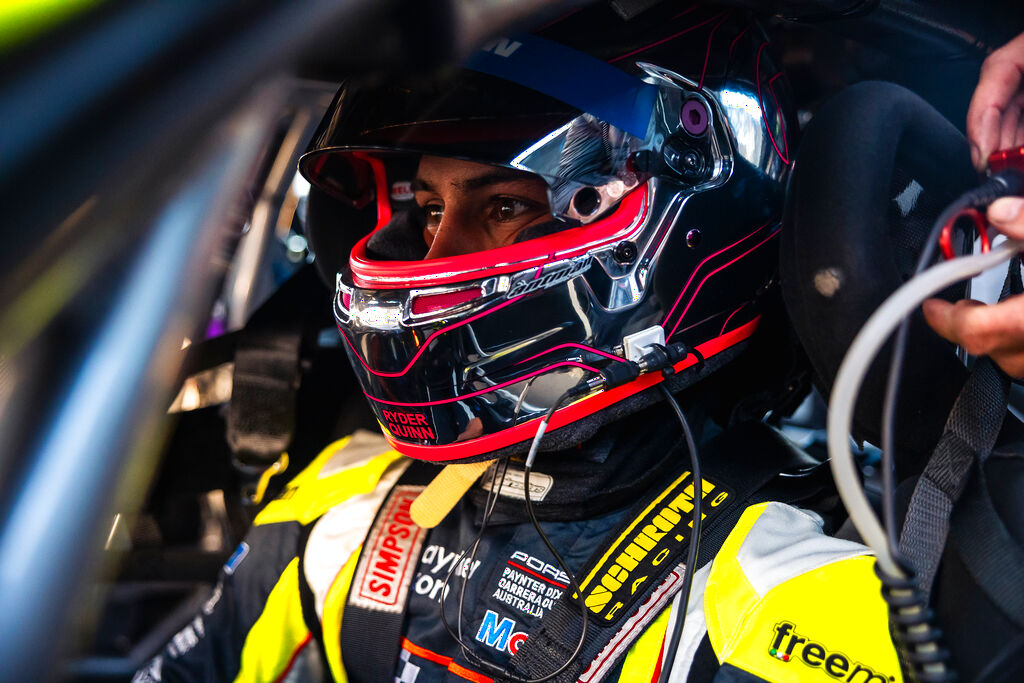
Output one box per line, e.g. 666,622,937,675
987,146,1024,194
577,339,706,397
597,360,641,390
971,167,1024,206
637,342,704,377
566,376,605,400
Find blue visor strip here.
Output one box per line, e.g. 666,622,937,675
464,34,658,139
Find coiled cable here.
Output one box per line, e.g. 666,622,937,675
828,239,1024,681
880,170,1024,557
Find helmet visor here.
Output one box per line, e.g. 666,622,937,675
306,148,651,265
298,67,725,285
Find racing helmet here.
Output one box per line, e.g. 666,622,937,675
299,5,796,462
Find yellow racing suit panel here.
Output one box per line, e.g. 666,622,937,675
321,546,361,683
255,430,404,527
704,502,901,683
233,557,310,683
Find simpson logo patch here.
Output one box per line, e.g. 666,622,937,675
350,485,427,613
577,471,731,623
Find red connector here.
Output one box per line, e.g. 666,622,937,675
938,147,1024,260
988,146,1024,174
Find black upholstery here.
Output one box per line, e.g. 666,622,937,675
781,81,977,478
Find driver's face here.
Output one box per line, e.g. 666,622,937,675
412,156,551,260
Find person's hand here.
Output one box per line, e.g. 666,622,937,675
967,32,1024,170
922,197,1024,378
923,33,1024,378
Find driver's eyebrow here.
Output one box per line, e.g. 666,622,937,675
460,169,534,191
411,177,434,193
412,169,535,194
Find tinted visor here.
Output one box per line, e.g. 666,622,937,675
299,70,657,240
307,70,579,159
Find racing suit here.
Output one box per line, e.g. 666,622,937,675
135,406,901,683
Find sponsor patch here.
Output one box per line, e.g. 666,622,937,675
391,180,414,201
577,471,731,623
479,467,554,502
580,563,688,683
492,550,567,618
475,609,529,655
223,542,249,575
506,256,590,299
768,622,894,682
351,485,427,613
411,542,482,603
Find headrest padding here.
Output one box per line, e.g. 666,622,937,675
781,81,977,476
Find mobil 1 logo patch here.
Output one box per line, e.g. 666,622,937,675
578,471,732,623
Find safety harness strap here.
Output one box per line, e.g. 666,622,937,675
950,463,1024,628
899,257,1020,596
335,423,821,682
897,358,1008,595
227,266,327,468
509,424,822,683
339,461,437,683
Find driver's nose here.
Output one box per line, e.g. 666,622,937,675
424,207,484,260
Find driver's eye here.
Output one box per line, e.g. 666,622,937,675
423,204,443,229
490,197,533,222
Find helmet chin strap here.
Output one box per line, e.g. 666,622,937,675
410,460,491,528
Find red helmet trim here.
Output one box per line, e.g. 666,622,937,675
411,286,483,315
349,184,650,289
661,221,773,326
382,317,760,461
756,41,791,166
356,151,393,226
719,303,749,336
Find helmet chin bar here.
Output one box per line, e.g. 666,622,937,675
372,319,760,462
